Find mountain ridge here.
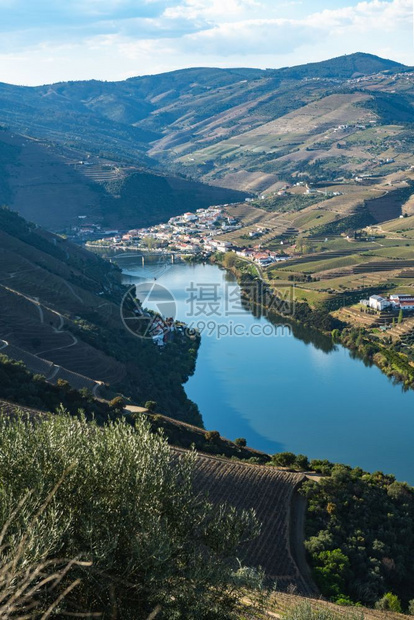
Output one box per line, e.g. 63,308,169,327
0,52,413,224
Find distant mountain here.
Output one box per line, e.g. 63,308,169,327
0,52,412,199
273,52,405,80
0,206,201,423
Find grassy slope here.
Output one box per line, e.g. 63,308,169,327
0,128,246,230
0,54,412,195
0,207,202,424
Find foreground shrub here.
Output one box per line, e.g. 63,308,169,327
0,493,91,618
0,412,260,618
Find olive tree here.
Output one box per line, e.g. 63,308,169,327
0,412,260,619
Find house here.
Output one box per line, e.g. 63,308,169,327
257,257,273,266
209,239,233,252
390,294,414,311
253,252,274,266
183,212,198,222
236,249,254,258
369,295,390,311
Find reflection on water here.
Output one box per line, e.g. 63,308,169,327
113,254,414,483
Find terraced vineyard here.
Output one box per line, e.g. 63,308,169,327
0,207,203,422
247,590,409,619
180,450,315,595
0,284,125,388
0,399,46,418
0,395,314,595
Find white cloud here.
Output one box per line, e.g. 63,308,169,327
164,0,262,20
308,0,412,31
0,0,412,85
173,0,412,58
180,18,318,55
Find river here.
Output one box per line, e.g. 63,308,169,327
115,254,414,484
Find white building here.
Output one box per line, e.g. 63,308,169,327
183,212,197,222
369,295,390,311
390,294,414,311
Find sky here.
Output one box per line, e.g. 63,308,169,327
0,0,412,85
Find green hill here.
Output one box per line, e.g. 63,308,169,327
274,52,405,80
0,128,247,230
0,53,412,197
0,206,201,424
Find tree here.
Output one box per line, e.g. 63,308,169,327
398,309,403,324
142,236,156,249
294,454,309,471
205,430,221,444
375,592,402,613
0,413,260,618
235,437,247,447
144,400,157,412
313,548,350,600
331,329,341,341
309,459,334,475
109,396,125,413
223,252,237,269
272,452,296,467
300,465,414,606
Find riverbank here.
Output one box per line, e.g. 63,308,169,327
213,253,414,390
112,254,414,481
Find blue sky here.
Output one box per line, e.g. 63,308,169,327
0,0,412,85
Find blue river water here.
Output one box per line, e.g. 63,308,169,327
116,255,414,484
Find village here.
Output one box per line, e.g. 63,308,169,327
87,205,291,268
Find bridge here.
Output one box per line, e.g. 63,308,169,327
111,251,188,265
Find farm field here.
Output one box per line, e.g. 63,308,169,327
218,171,414,317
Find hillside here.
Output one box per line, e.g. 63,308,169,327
0,53,413,197
0,398,312,597
274,52,404,80
0,128,246,230
0,206,201,423
0,411,265,618
188,450,312,594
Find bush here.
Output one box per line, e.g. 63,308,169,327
235,437,247,447
205,430,221,444
0,413,260,618
294,454,309,471
272,452,296,467
375,592,402,613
